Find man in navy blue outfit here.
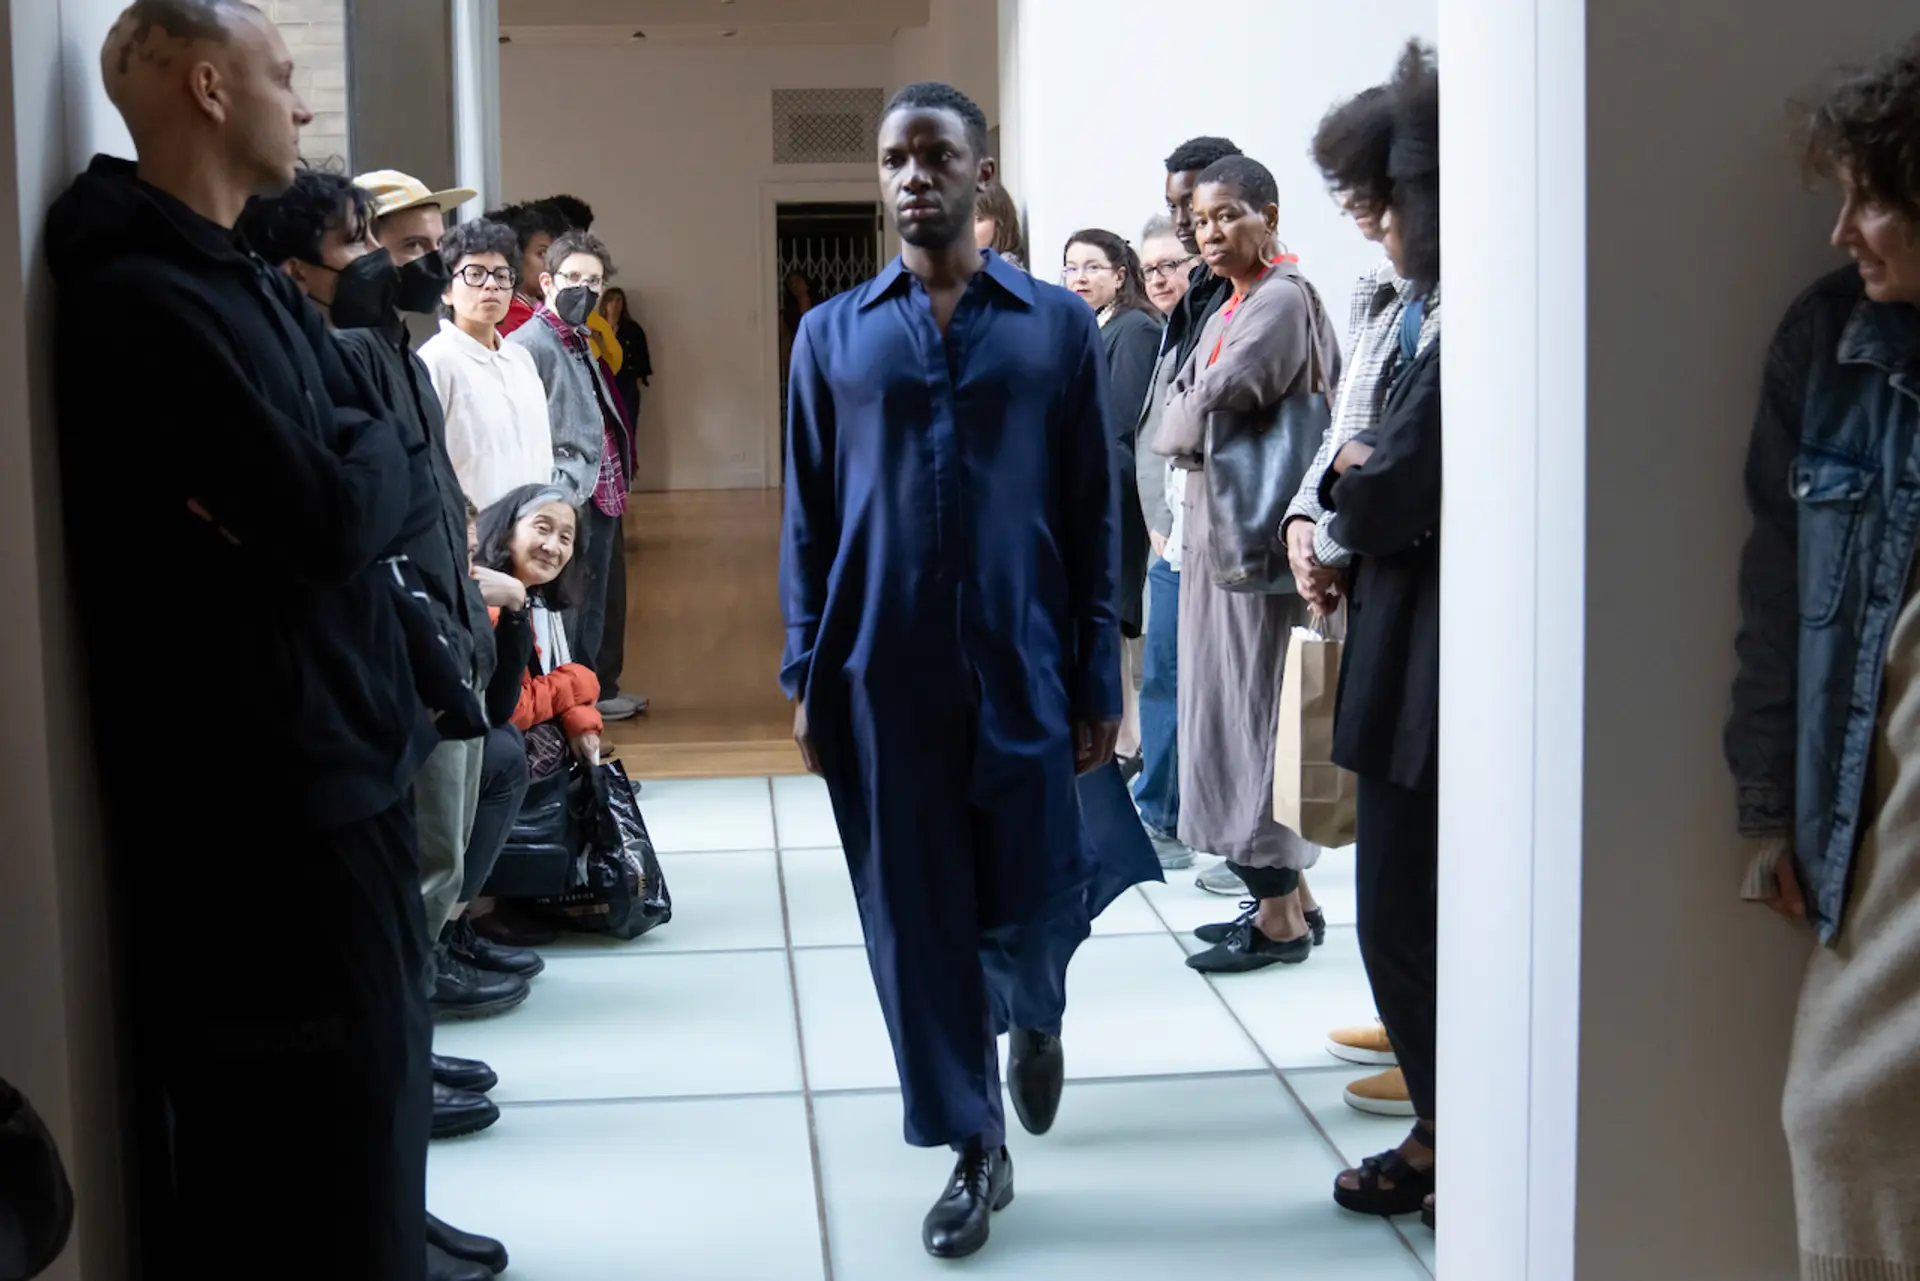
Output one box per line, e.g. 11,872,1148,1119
779,82,1125,1259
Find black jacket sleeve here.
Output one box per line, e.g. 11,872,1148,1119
487,606,535,726
1325,339,1442,559
323,323,441,554
114,273,416,588
1105,311,1163,490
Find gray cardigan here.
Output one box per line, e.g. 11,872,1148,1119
506,314,605,505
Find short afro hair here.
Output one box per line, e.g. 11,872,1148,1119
483,200,569,256
1386,40,1441,291
1165,136,1242,176
438,217,522,278
883,81,991,158
1311,85,1395,215
1800,34,1920,218
545,194,595,231
236,163,370,267
1197,155,1279,211
545,228,616,280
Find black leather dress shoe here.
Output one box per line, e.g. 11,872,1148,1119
432,1082,500,1140
431,947,531,1022
922,1140,1014,1259
427,1241,493,1281
1007,1028,1064,1136
431,1053,499,1095
426,1213,509,1274
449,916,546,978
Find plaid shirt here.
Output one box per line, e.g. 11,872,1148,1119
537,306,629,518
1287,261,1438,567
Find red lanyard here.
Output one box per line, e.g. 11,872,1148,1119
1208,255,1297,368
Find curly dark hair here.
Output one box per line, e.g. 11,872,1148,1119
1062,229,1158,320
545,194,595,231
884,81,991,158
1197,155,1279,210
976,180,1027,263
1386,40,1441,293
475,485,588,612
545,228,616,280
1311,85,1395,216
1165,136,1242,176
483,200,570,257
237,162,370,267
437,217,521,278
1800,35,1920,216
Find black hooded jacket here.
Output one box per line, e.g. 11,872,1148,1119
46,156,438,834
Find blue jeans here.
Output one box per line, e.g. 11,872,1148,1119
1134,556,1180,834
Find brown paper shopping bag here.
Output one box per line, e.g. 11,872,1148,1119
1273,613,1358,847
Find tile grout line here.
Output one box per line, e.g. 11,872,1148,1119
769,777,838,1281
1134,879,1434,1277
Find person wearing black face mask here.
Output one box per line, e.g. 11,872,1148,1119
506,228,633,694
239,167,525,1281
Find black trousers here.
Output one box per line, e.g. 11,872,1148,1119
566,503,619,683
461,725,530,902
129,802,431,1280
594,511,629,698
1354,773,1439,1121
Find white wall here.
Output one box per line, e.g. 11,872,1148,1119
1443,0,1919,1277
1010,0,1435,325
4,2,133,1278
500,40,892,491
890,0,1000,125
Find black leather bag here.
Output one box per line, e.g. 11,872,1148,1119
1203,278,1333,594
536,761,673,941
0,1079,73,1281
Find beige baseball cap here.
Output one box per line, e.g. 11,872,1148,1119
352,169,479,219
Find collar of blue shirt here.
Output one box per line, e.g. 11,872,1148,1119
858,247,1035,311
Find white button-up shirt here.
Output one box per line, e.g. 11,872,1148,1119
418,318,556,512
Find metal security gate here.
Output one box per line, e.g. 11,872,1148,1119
777,202,882,435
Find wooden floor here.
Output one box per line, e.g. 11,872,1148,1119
601,489,807,779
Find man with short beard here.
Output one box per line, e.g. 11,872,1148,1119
48,3,437,1276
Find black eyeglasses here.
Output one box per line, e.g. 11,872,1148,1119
1142,256,1197,281
456,265,518,289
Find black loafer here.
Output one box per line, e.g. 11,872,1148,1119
426,1213,509,1274
923,1141,1014,1259
1007,1029,1064,1136
450,916,546,979
427,1241,493,1281
431,1082,500,1140
431,1053,498,1095
1185,922,1313,973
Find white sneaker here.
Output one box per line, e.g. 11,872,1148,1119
1195,860,1244,896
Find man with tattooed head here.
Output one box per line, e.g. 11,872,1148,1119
46,5,446,1277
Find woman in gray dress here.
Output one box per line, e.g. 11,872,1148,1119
1155,154,1342,973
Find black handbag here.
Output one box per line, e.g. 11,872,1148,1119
0,1079,73,1281
1203,277,1333,594
536,761,673,940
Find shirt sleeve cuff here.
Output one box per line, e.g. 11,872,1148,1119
1740,835,1790,902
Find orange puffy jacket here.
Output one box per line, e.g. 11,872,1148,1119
491,607,603,739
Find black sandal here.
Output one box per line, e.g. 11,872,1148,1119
1333,1121,1435,1218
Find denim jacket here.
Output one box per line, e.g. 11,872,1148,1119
1727,265,1920,943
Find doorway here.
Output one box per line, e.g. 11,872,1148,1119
774,200,883,461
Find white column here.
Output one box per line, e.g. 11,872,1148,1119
1446,0,1914,1277
452,0,502,212
4,4,138,1277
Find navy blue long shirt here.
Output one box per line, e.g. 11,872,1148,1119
779,250,1122,739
